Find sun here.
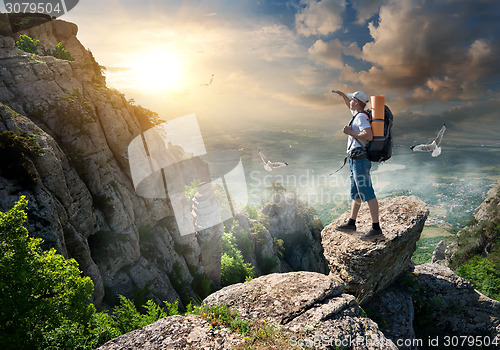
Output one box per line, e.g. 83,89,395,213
129,52,186,92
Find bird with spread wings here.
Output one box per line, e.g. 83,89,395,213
259,150,288,171
411,124,447,157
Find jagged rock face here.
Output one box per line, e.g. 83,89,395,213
364,284,417,350
191,183,224,286
261,196,329,274
97,314,244,350
322,196,429,300
414,263,500,339
0,103,105,303
368,263,500,349
204,271,397,349
473,181,500,223
0,20,220,308
233,212,288,275
99,272,399,349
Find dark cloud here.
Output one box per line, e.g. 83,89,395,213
354,0,500,98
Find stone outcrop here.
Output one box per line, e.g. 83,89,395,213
100,272,398,349
261,195,329,274
322,196,428,299
365,263,500,349
207,272,399,349
204,271,398,349
233,212,288,275
473,180,500,223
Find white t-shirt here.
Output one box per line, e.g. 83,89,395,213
347,110,371,153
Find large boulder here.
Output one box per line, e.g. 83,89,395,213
204,271,398,349
321,196,429,300
204,271,344,324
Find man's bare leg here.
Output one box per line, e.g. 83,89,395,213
350,198,362,220
366,198,379,223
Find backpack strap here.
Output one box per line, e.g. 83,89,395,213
332,111,367,174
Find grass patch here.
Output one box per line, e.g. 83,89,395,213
194,304,292,349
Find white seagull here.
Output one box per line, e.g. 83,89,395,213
259,150,288,171
411,124,447,157
200,74,214,88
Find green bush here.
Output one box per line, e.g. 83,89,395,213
221,229,254,286
111,295,174,334
0,196,95,349
45,42,75,61
456,256,500,301
195,304,250,335
0,196,188,349
15,34,39,54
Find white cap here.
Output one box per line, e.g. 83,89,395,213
347,91,369,104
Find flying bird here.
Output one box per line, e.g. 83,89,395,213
200,74,214,88
259,150,288,171
411,124,447,157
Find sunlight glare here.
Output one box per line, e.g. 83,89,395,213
129,52,186,93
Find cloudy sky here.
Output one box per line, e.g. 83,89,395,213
9,0,500,141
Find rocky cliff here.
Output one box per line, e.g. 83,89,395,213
0,16,328,310
0,17,223,308
260,194,329,274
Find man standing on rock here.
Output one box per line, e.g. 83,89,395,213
331,90,383,240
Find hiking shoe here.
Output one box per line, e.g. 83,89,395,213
335,222,356,232
360,228,383,240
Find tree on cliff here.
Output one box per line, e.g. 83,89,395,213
0,196,187,349
0,196,95,348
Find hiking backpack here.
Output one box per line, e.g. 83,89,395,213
365,105,394,162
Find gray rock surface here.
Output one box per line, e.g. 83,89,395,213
204,271,345,324
365,285,417,349
204,271,398,349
